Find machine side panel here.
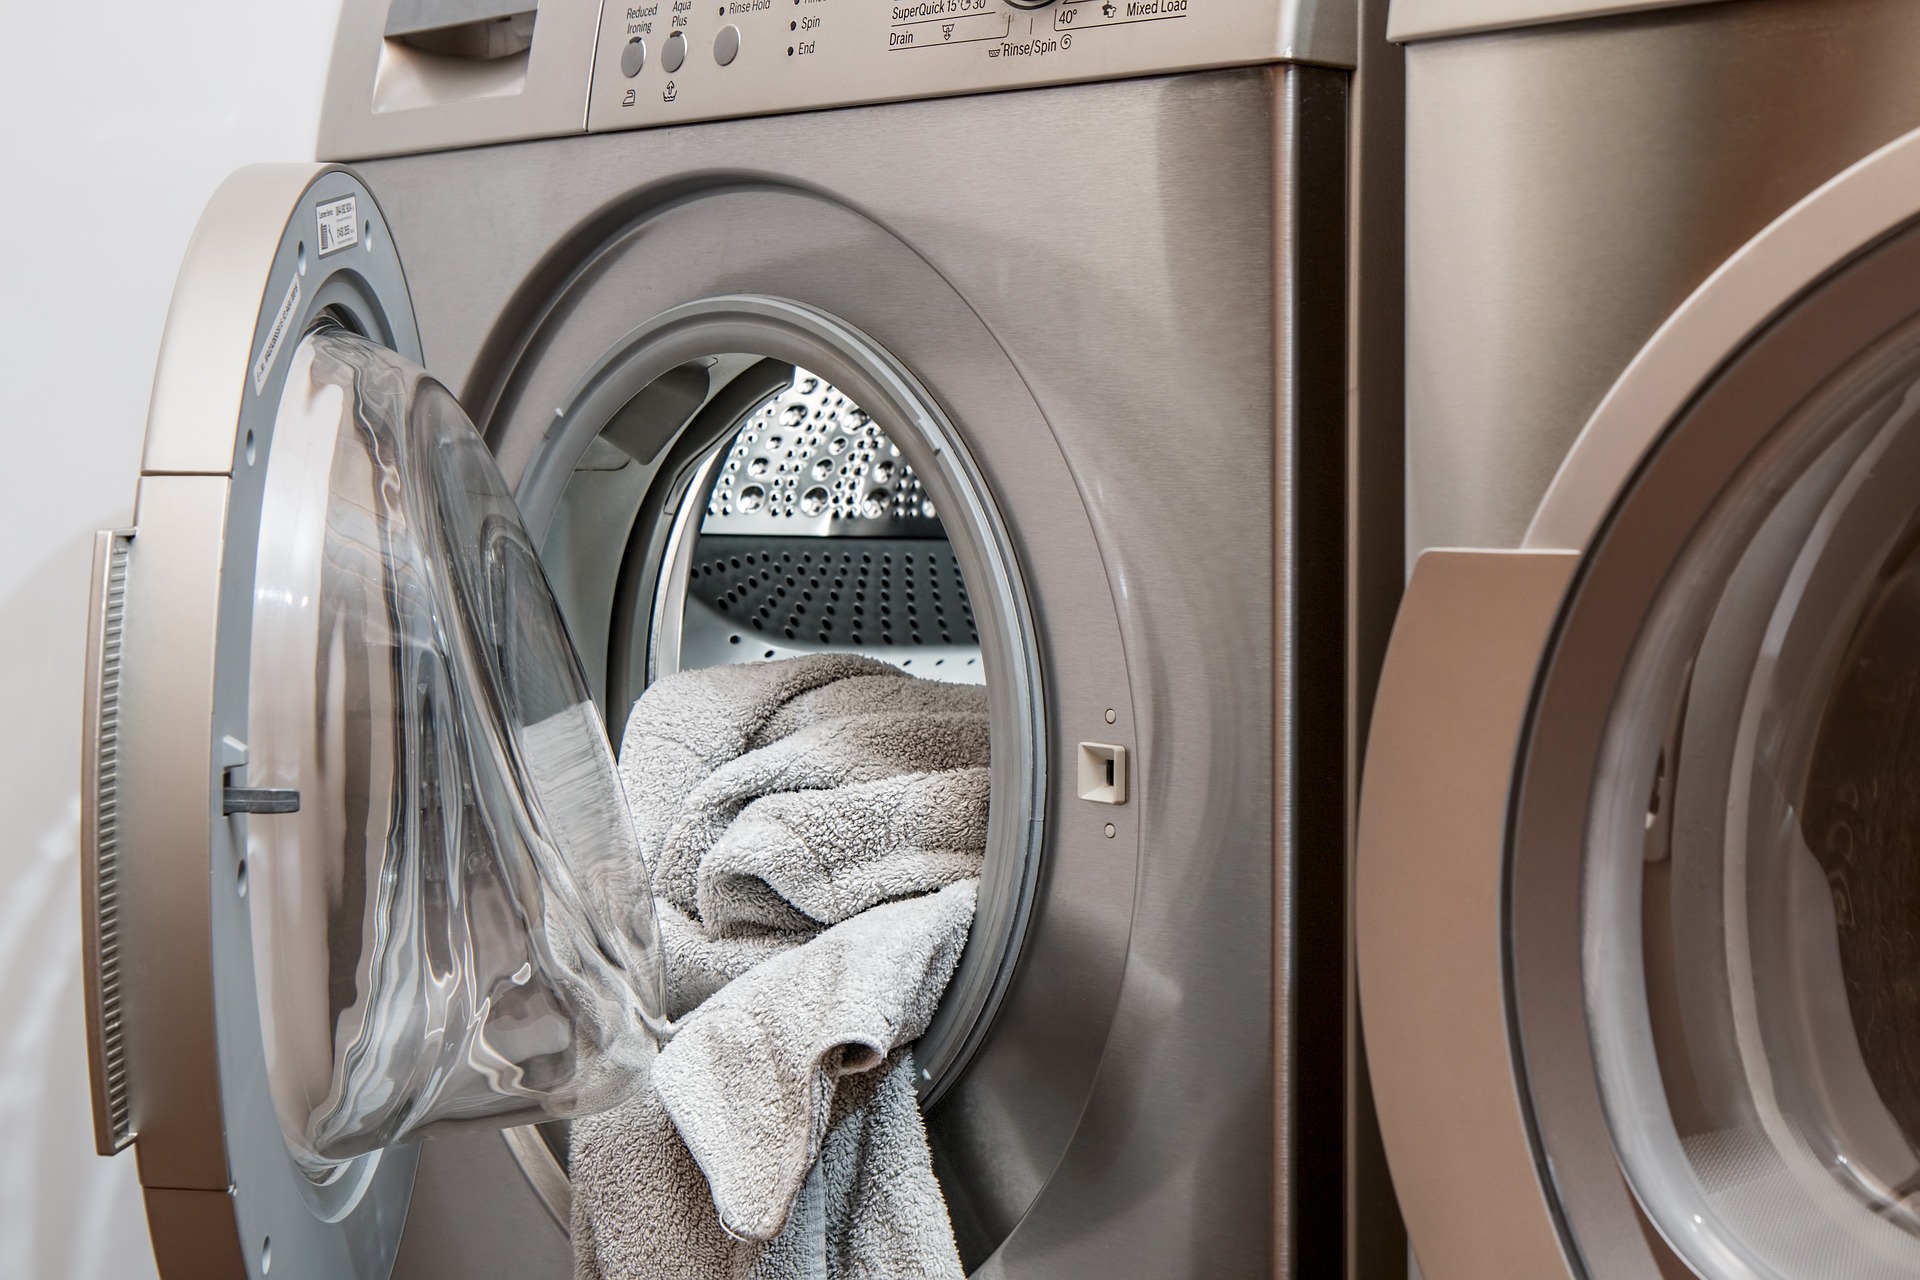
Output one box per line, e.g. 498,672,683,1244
1387,0,1726,42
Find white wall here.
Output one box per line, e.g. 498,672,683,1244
0,4,343,1275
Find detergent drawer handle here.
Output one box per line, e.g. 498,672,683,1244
222,787,301,815
81,528,136,1156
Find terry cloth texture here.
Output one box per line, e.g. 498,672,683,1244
572,655,986,1279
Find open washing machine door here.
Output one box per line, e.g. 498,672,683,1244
79,165,669,1280
1359,124,1920,1280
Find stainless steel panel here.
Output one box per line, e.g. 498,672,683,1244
1387,0,1728,42
1404,0,1920,555
360,68,1290,1276
318,0,598,161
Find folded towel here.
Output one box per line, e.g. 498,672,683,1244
572,656,985,1279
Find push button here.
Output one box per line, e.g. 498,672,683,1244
620,37,646,77
714,24,740,66
662,30,687,72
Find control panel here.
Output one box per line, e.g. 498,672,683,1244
586,0,1352,132
318,0,1350,160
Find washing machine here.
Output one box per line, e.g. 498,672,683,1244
79,0,1408,1277
1359,1,1920,1277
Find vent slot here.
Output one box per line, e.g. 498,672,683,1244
82,529,135,1155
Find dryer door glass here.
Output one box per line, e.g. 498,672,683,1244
1576,318,1920,1276
246,327,667,1175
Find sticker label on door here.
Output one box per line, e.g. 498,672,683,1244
252,273,301,394
316,195,359,256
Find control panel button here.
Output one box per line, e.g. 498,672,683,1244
714,24,740,66
661,30,687,73
620,37,646,77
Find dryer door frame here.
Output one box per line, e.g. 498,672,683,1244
1359,125,1920,1280
81,163,425,1280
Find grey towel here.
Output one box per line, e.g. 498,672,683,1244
572,885,973,1279
572,656,983,1279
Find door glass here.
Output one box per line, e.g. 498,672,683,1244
1592,341,1920,1277
245,328,667,1178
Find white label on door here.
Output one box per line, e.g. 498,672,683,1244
316,194,359,256
252,273,301,395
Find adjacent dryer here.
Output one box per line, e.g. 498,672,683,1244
1364,2,1920,1276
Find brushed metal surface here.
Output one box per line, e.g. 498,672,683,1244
1528,124,1920,553
360,68,1291,1276
1404,0,1920,556
1387,0,1728,42
318,0,600,162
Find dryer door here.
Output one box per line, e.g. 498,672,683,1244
79,165,666,1280
1361,132,1920,1280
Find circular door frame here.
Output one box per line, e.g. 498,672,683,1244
82,163,424,1279
435,178,1151,1268
516,295,1046,1108
1359,125,1920,1280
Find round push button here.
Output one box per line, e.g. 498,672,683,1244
714,24,740,66
662,30,687,72
620,37,646,77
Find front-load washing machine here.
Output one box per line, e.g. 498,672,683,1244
1360,1,1920,1277
79,1,1408,1276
